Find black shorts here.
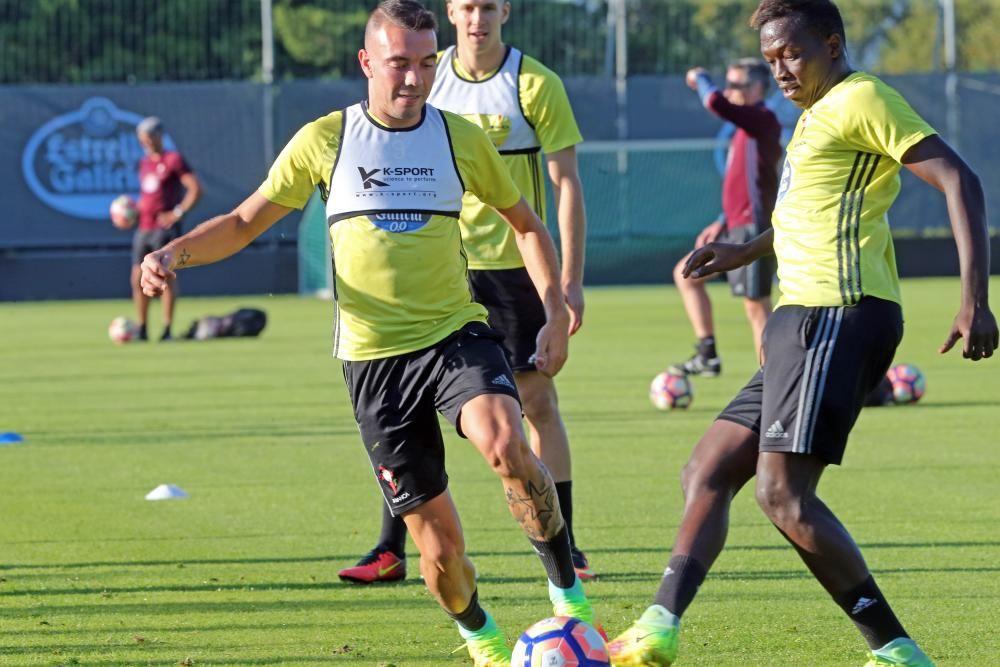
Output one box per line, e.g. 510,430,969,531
342,322,521,516
718,296,902,465
720,225,776,300
132,226,181,265
468,267,547,372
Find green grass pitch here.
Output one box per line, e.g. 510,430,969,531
1,278,998,666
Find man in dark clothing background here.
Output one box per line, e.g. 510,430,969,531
669,58,782,377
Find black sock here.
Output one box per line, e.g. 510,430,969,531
138,323,148,339
833,576,908,649
697,336,717,359
555,481,576,550
376,503,407,559
446,588,487,632
653,554,707,618
528,524,576,588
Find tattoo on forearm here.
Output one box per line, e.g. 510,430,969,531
177,248,191,267
505,477,559,541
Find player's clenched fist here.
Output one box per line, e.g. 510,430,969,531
140,250,176,297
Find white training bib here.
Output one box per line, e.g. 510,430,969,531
428,46,540,155
326,103,465,230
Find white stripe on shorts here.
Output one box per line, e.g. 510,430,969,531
793,307,844,454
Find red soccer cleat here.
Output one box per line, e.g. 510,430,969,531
337,548,406,584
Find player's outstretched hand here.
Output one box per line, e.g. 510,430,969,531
140,249,176,297
682,242,749,280
563,280,585,336
685,67,706,90
939,304,999,360
533,309,570,377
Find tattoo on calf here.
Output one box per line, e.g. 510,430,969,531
505,477,559,541
178,248,191,267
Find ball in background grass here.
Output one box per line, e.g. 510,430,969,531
109,194,138,230
649,371,693,410
887,363,926,404
108,316,139,344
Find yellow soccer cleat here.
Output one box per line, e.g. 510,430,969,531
607,605,679,667
463,628,512,667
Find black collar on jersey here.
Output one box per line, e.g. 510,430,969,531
450,45,513,84
360,100,428,133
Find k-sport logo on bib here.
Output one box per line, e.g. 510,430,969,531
22,97,176,220
355,164,438,197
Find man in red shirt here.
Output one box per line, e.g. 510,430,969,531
670,59,782,376
132,117,202,341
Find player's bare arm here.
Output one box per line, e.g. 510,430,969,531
140,192,291,297
546,145,586,335
496,197,569,376
902,135,999,360
684,227,774,280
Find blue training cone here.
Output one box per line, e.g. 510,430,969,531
0,432,25,444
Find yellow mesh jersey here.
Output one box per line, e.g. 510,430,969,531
438,51,583,270
259,108,521,360
773,72,936,307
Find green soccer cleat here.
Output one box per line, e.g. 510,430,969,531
550,578,607,639
462,631,512,667
607,605,680,667
863,638,935,666
456,612,511,667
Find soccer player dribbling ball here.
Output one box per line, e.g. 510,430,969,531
140,2,597,665
609,1,997,666
339,0,598,587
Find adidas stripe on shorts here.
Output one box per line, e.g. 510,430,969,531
342,322,521,516
717,296,902,464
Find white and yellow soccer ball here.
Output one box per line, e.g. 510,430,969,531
109,194,138,230
108,316,138,344
512,616,610,666
649,371,693,410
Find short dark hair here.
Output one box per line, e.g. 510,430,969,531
730,57,771,92
750,0,846,43
367,0,437,39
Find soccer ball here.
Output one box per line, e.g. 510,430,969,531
649,371,693,410
887,363,925,404
108,316,138,344
512,616,610,667
109,194,138,230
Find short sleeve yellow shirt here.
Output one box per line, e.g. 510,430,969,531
773,72,936,307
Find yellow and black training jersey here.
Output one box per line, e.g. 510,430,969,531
259,103,521,361
773,72,936,307
427,46,582,270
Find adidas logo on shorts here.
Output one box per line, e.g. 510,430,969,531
765,420,790,439
492,374,515,390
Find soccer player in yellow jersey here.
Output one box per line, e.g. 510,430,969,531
139,2,598,664
338,0,596,586
609,1,997,666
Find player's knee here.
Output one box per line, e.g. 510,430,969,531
754,477,802,527
681,457,733,500
481,429,531,478
672,259,688,285
520,385,559,426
